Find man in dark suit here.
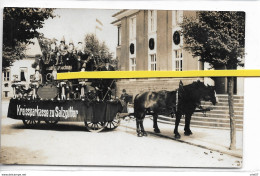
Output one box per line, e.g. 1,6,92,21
100,58,115,71
91,58,116,101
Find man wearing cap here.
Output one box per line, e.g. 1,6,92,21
120,89,130,113
66,40,76,65
58,36,68,65
76,41,84,57
100,58,114,71
99,58,116,100
50,38,58,65
75,41,85,71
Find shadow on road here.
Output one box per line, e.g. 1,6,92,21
9,122,113,133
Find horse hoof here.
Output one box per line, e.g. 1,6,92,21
142,132,148,136
137,133,143,137
154,128,161,133
174,134,181,139
184,131,193,136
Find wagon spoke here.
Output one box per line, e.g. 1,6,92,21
22,118,40,128
84,120,106,133
105,113,120,130
45,118,59,125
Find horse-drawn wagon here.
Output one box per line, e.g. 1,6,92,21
7,45,217,137
7,50,123,132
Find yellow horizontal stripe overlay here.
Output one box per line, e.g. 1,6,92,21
57,70,260,80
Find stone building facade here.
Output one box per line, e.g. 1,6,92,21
112,10,244,98
112,10,203,98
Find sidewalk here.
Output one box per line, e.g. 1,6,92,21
120,117,243,158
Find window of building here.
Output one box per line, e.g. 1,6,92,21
174,49,183,71
148,10,157,33
118,26,122,46
150,10,154,31
20,67,28,82
3,70,10,81
129,58,136,71
129,16,136,41
149,54,157,71
4,91,9,98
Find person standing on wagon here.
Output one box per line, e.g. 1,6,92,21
33,65,42,84
100,58,115,71
99,58,115,100
58,36,68,65
50,38,58,65
67,40,75,66
76,41,85,71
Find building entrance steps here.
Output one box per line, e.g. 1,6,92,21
158,94,244,130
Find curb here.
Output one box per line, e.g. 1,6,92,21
120,123,242,159
147,131,242,159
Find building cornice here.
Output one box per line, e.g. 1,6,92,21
111,9,139,25
112,10,128,17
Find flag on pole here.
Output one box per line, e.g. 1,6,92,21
96,18,103,26
95,18,103,37
95,25,102,31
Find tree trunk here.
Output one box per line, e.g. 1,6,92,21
227,76,236,150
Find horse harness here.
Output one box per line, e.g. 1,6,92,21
178,85,211,117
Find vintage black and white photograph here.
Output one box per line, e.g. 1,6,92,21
1,8,245,167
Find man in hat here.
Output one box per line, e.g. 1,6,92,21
120,89,130,113
75,41,85,71
76,41,85,57
58,36,68,65
67,40,76,66
50,38,58,65
99,58,116,100
100,58,114,71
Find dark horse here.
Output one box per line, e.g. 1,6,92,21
134,80,217,138
134,90,177,137
173,80,217,139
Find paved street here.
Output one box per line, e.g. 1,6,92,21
0,112,242,167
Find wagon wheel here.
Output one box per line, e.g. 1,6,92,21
105,113,120,130
84,120,107,133
22,119,40,127
45,118,59,125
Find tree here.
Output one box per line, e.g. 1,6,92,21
181,11,245,150
84,33,114,69
3,8,56,71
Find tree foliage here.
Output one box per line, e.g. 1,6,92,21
84,34,114,68
181,11,245,150
181,11,245,69
2,8,56,70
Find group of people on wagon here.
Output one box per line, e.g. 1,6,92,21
16,36,118,102
42,36,91,72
